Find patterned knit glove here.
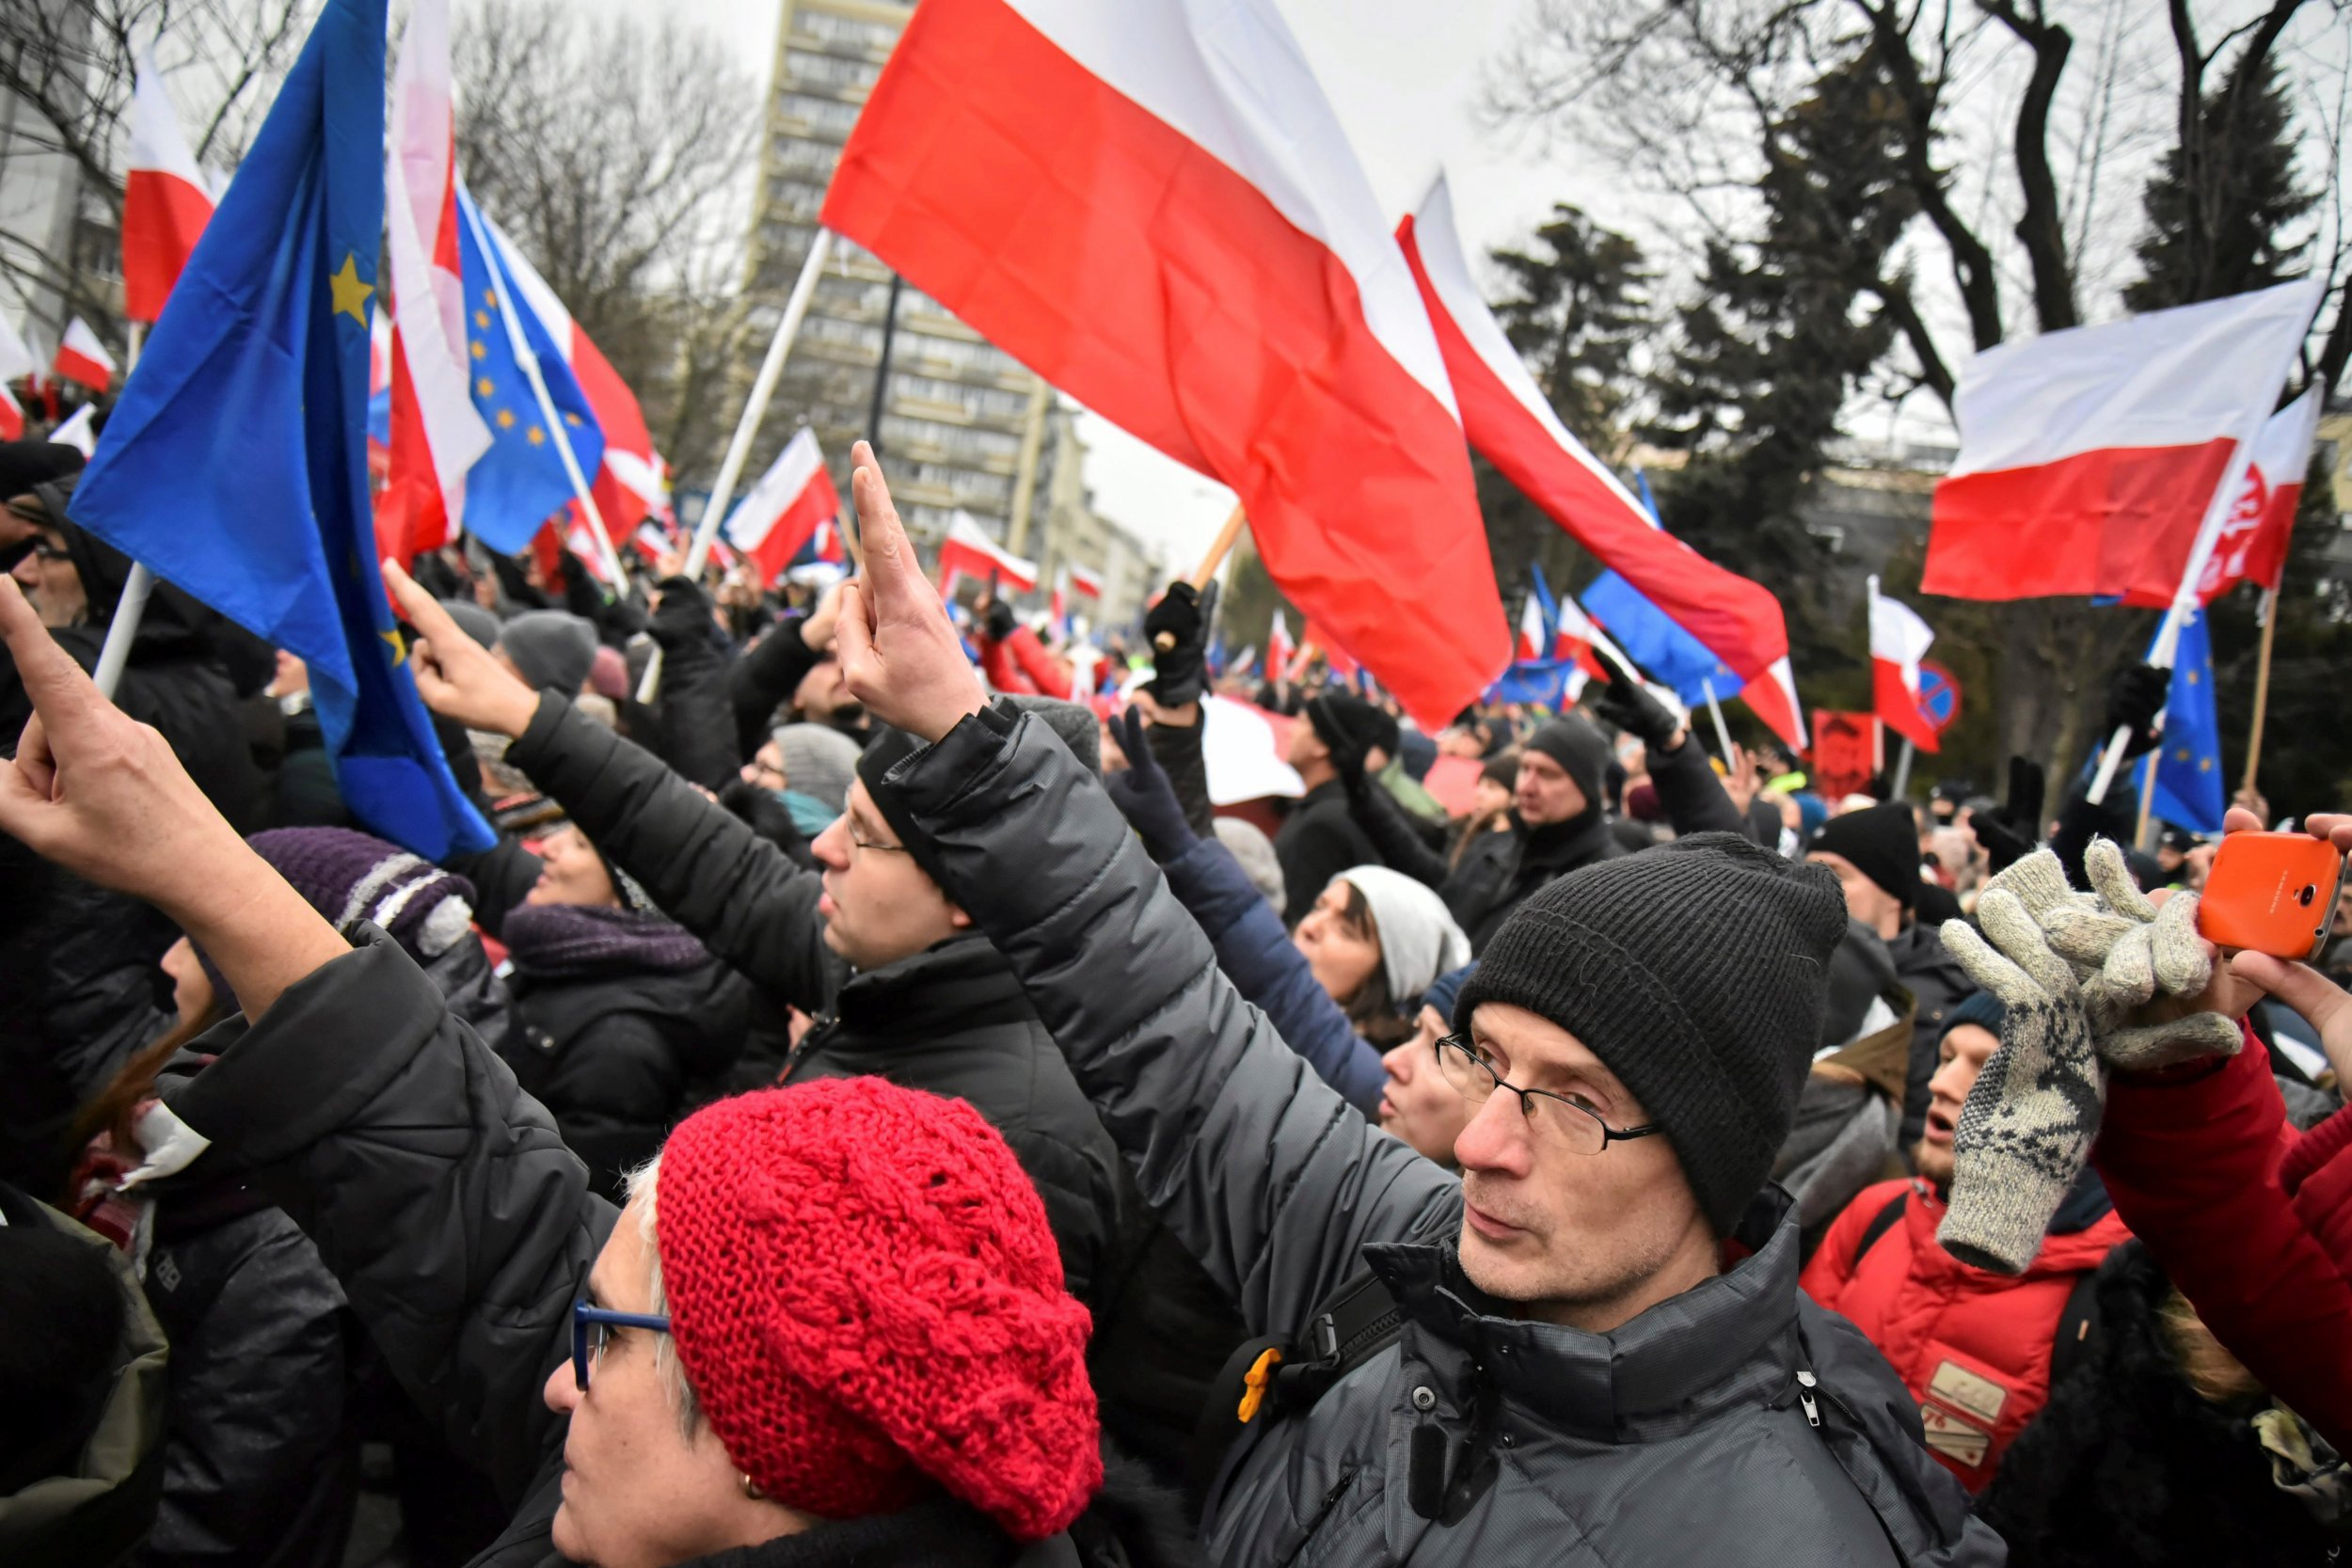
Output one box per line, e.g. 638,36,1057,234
2039,838,2244,1069
1937,885,2104,1275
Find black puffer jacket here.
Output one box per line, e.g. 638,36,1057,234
881,703,2005,1568
1353,775,1627,954
1273,780,1380,927
502,694,1121,1302
1975,1241,2341,1566
164,932,1200,1568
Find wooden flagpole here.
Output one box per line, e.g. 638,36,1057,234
2242,588,2280,797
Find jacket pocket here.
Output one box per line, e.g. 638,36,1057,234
1272,1464,1360,1568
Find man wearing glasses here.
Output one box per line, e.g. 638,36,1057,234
825,446,2001,1565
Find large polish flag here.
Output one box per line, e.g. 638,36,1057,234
122,51,215,324
1869,577,1941,753
1923,277,2320,602
0,313,32,439
724,428,842,585
2122,386,2322,609
378,0,490,559
821,0,1505,730
1396,176,1788,686
54,318,116,391
937,510,1039,594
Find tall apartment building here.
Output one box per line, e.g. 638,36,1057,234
745,0,1049,549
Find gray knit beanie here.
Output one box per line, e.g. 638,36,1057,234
497,610,597,696
1453,832,1847,1236
774,721,863,814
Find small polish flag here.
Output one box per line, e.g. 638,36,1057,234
724,428,841,587
0,386,23,440
122,48,216,324
1868,576,1941,753
51,403,98,457
1517,593,1547,662
936,510,1038,594
1266,610,1295,685
1069,562,1104,600
1743,657,1808,752
54,318,116,392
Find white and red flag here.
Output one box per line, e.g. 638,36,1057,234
50,404,98,457
0,313,31,439
1396,176,1788,685
2123,386,2321,608
1069,562,1103,600
1923,277,2320,603
724,428,842,586
1868,577,1941,753
1744,658,1808,752
1266,609,1295,684
1549,592,1608,682
1516,593,1548,662
378,0,490,559
122,49,215,324
822,0,1505,728
54,318,116,391
937,510,1038,594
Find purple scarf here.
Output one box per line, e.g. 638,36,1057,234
501,902,709,980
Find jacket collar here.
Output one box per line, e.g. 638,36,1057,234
1364,1187,1807,1440
834,934,1035,1038
681,1494,1016,1568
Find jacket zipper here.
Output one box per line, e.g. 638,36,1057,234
1796,1368,1821,1429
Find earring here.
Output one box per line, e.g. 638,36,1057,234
740,1473,766,1501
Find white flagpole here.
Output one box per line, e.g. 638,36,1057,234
1892,736,1916,799
683,230,833,580
92,324,149,699
457,194,629,592
1699,675,1735,764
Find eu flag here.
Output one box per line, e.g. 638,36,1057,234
2150,608,2225,834
1486,657,1581,709
453,185,604,554
68,0,492,860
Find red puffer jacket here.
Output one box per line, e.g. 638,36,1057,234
1801,1176,2130,1492
2094,1032,2352,1456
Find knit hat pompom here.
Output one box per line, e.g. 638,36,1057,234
1453,832,1846,1236
656,1079,1100,1541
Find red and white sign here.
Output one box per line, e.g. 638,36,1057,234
822,0,1504,729
1397,175,1788,684
122,50,216,324
54,318,116,392
937,510,1038,594
1923,277,2319,603
1869,576,1941,753
378,0,491,559
724,428,841,585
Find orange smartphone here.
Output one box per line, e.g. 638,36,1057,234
2197,832,2345,961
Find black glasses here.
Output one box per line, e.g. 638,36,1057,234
572,1298,672,1392
1433,1033,1662,1157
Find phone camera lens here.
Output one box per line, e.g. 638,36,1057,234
2299,885,2317,908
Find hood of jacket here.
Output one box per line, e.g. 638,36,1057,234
0,1188,168,1562
1820,986,1917,1103
822,932,1041,1053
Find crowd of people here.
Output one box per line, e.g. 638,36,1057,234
3,429,2348,1568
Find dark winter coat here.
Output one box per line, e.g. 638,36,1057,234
501,693,1120,1302
1353,773,1628,954
1887,921,1976,1147
881,701,2005,1567
1273,778,1381,927
1974,1241,2341,1567
162,931,1196,1568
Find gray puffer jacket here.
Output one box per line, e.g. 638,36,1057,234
880,703,2005,1567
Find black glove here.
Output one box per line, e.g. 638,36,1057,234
1590,646,1680,752
1967,756,2046,875
982,596,1018,643
1102,707,1199,863
2104,662,2167,760
646,575,715,652
1143,579,1216,707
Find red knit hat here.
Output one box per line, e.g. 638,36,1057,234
655,1079,1101,1541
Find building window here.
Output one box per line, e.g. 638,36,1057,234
793,9,902,55
775,92,865,137
881,413,1021,465
785,51,882,92
890,372,1029,423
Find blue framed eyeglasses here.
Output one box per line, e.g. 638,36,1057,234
572,1298,672,1392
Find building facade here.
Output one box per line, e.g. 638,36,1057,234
745,0,1047,549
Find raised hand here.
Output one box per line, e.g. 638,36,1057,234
1589,646,1683,753
383,559,543,738
833,440,988,742
0,576,342,1017
1101,707,1196,863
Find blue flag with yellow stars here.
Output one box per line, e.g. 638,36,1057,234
2150,607,2225,835
453,184,604,554
69,0,491,860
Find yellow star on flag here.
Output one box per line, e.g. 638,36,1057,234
2199,756,2214,772
564,412,581,427
381,627,407,666
475,309,491,329
2185,669,2200,685
484,290,497,308
478,377,495,398
2175,747,2192,763
471,341,486,360
497,408,516,430
329,253,373,326
528,426,546,446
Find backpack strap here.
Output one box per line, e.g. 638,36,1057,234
2047,1264,2104,1389
1185,1268,1403,1497
1851,1188,1910,1270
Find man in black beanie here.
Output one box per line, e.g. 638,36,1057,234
1274,690,1386,926
1341,709,1626,953
1809,801,1976,1144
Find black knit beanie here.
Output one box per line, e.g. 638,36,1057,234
1452,832,1847,1236
1520,716,1611,811
1807,801,1920,909
1305,691,1395,761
